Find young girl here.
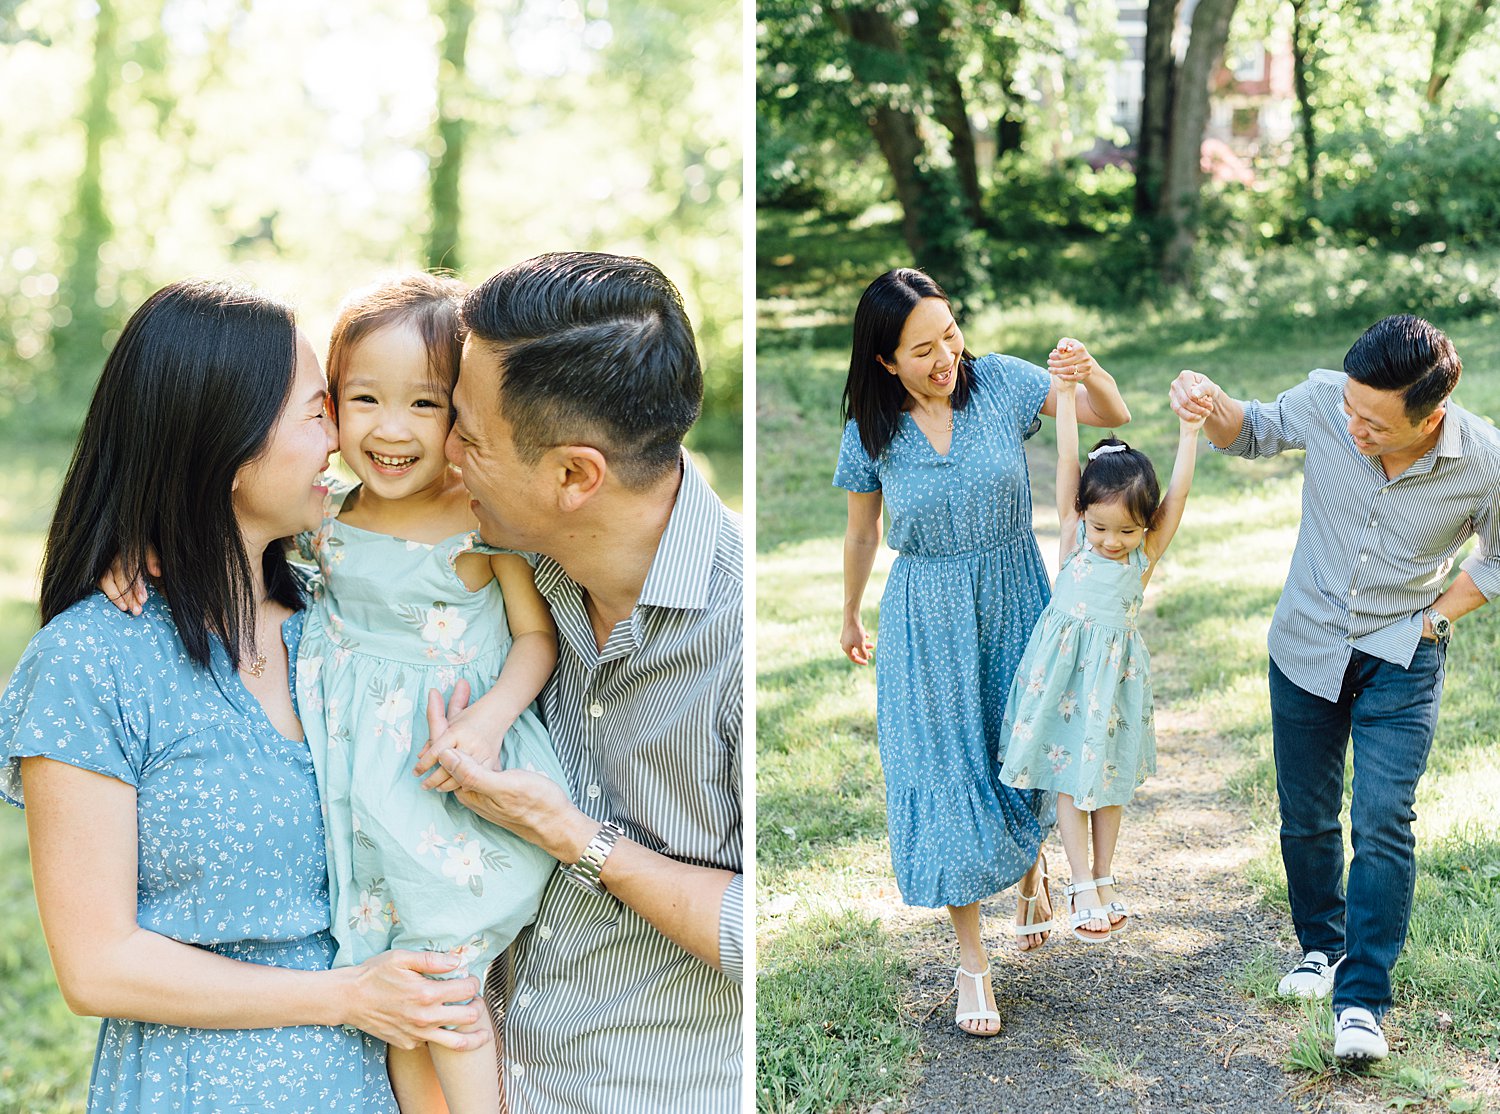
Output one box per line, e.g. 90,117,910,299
107,274,565,1114
999,343,1207,943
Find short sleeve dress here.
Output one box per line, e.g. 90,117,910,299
999,523,1156,809
298,488,566,982
833,353,1058,908
0,593,395,1114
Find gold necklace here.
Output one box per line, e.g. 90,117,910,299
914,404,953,432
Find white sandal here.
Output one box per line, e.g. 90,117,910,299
953,964,1001,1037
1063,879,1112,943
1095,873,1130,932
1006,857,1056,951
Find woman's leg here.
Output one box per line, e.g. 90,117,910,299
1089,805,1125,924
1056,794,1109,938
947,901,999,1035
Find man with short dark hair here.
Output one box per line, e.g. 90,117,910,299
1171,314,1500,1063
428,252,742,1111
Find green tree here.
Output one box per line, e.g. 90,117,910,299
427,0,474,271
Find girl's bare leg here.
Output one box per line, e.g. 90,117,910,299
1090,804,1126,925
1056,793,1109,938
388,1044,450,1114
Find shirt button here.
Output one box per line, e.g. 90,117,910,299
537,924,554,940
516,992,533,1009
588,702,603,718
1360,553,1368,562
1370,519,1377,527
1349,589,1357,597
587,784,601,799
510,1063,525,1078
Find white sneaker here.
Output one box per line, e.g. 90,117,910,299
1277,951,1343,999
1334,1007,1389,1062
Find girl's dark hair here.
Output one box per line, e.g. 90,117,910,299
40,279,304,668
325,272,468,422
841,268,974,460
1077,437,1161,528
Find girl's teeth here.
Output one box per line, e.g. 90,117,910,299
371,452,417,467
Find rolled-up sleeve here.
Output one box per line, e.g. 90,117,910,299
717,872,743,983
1460,482,1500,599
1214,371,1334,459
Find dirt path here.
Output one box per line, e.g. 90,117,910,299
879,713,1380,1114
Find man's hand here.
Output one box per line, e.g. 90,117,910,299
1169,370,1217,424
426,684,594,862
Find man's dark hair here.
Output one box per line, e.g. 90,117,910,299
40,279,304,667
1343,314,1461,420
460,252,702,488
841,268,974,461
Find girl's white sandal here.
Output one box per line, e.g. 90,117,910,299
1094,873,1130,932
1063,879,1112,943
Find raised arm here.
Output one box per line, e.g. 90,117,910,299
1053,384,1082,566
1041,339,1131,428
1144,408,1208,572
21,757,485,1051
1169,370,1247,449
841,490,884,665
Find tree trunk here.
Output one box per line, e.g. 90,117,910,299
1160,0,1238,286
989,0,1026,159
427,0,474,271
1427,0,1497,105
912,0,983,226
1134,0,1179,218
1289,0,1317,202
53,0,117,398
833,5,936,261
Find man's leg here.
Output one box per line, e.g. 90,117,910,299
1338,642,1445,1019
1269,658,1353,959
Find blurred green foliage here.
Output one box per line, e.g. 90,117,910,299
0,0,741,459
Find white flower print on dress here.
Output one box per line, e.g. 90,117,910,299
1012,719,1034,743
1070,601,1089,620
1009,766,1032,788
1047,743,1070,773
442,835,485,889
1057,692,1078,721
350,884,388,935
416,824,447,857
1025,667,1046,696
421,604,468,649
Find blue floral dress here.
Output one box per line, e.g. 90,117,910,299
999,522,1156,808
297,488,565,984
834,353,1057,908
0,593,395,1113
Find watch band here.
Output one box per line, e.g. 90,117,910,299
562,821,626,893
1425,608,1452,643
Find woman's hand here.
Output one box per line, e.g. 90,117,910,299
342,949,488,1052
1047,337,1097,383
841,617,874,665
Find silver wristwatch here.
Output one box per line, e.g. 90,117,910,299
1425,608,1452,644
562,821,625,893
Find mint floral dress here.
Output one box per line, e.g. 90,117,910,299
298,487,565,984
0,592,395,1113
999,522,1156,808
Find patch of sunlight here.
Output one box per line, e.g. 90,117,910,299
1417,758,1500,841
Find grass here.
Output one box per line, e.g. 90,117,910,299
755,212,1500,1111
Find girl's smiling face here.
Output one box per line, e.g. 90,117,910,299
1083,497,1148,562
335,322,456,501
879,297,964,406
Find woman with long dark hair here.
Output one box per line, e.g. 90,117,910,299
0,281,486,1111
835,268,1131,1036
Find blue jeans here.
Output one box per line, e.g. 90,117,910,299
1269,641,1445,1019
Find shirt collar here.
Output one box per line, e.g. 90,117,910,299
637,451,720,612
1433,401,1465,460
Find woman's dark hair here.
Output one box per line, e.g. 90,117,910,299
40,279,304,668
1343,314,1461,420
1077,437,1161,528
326,272,468,423
841,268,974,461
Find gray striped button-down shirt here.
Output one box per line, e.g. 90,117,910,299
1217,368,1500,701
490,453,743,1113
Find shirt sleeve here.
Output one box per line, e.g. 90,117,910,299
1214,371,1332,459
1001,355,1052,439
717,872,744,983
0,619,146,807
833,419,880,493
1459,477,1500,600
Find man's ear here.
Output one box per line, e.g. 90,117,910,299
550,445,608,512
1421,402,1447,437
